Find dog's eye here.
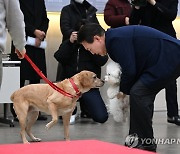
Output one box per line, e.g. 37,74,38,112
108,73,110,76
93,75,97,79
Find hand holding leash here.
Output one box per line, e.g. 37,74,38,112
15,49,26,59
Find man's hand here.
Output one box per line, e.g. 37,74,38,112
35,38,42,47
125,17,130,25
117,92,126,99
147,0,156,6
70,31,78,43
15,48,26,59
34,29,45,40
134,6,140,9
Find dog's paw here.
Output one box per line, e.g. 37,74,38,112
45,122,54,130
45,125,50,130
23,141,30,144
64,138,70,141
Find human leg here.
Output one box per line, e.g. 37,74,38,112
80,89,108,123
126,80,159,151
29,79,40,84
165,80,180,125
80,99,92,118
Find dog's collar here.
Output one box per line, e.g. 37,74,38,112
69,78,82,98
24,53,81,99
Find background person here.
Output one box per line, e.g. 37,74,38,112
104,0,132,28
10,0,49,121
0,0,26,88
56,0,101,121
129,0,180,126
54,19,108,124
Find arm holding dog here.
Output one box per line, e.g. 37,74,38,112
117,92,127,99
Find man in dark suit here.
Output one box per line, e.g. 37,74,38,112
130,0,180,126
11,0,49,121
77,23,180,152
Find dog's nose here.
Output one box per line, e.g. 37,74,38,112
101,80,105,84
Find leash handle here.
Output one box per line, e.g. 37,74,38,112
24,54,75,98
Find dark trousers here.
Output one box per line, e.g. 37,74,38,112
165,80,179,117
129,80,159,140
73,88,108,123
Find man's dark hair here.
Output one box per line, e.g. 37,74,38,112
77,23,105,43
74,19,90,32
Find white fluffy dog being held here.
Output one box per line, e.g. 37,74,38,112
104,61,129,122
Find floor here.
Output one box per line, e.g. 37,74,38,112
0,111,180,154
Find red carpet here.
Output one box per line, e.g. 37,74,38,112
0,140,157,154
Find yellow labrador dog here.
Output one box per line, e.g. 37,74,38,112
10,71,104,144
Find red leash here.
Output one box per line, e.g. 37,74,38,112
24,54,81,98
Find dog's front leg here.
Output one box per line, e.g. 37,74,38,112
46,103,58,130
62,112,72,141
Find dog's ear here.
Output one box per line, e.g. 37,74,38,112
78,71,92,88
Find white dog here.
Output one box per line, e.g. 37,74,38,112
104,61,129,122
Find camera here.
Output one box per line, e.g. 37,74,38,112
131,0,147,6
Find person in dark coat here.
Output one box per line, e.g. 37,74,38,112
129,0,180,126
104,0,132,28
60,0,99,42
56,0,101,122
77,23,180,152
54,19,108,124
11,0,49,121
56,0,99,80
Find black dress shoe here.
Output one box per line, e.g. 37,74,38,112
167,115,180,126
135,143,157,152
124,134,157,152
37,115,47,121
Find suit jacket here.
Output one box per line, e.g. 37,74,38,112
19,0,49,37
105,25,180,94
56,0,99,81
104,0,132,28
130,0,178,37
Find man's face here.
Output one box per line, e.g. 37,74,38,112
82,35,107,56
